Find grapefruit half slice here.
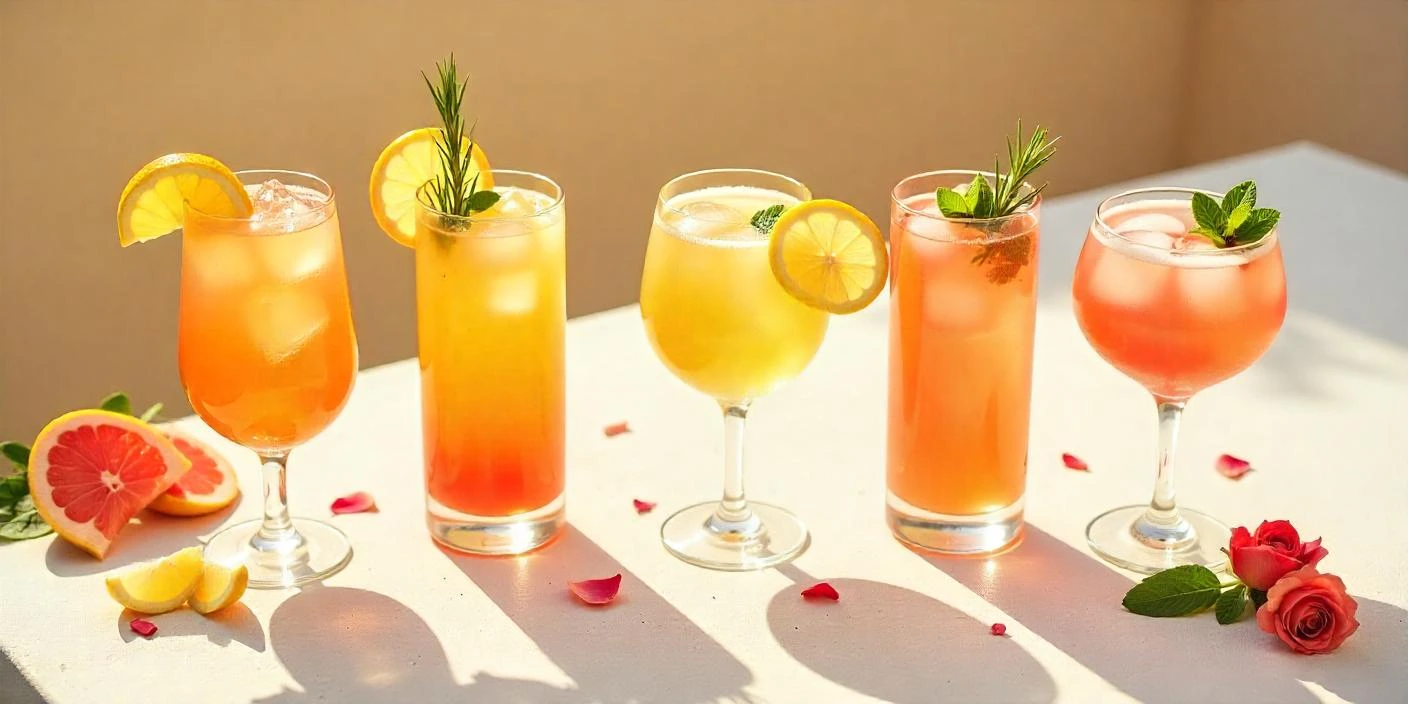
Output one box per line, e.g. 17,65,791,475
148,430,240,517
28,410,190,558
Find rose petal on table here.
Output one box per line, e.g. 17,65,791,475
330,492,378,514
1216,454,1253,479
129,618,158,638
569,574,623,605
990,623,1007,636
632,499,656,514
604,421,631,438
801,582,840,601
1061,453,1090,471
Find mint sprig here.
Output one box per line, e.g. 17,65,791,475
1122,564,1253,625
1215,584,1251,624
750,204,787,235
0,392,165,542
1189,180,1280,247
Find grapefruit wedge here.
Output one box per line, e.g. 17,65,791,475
28,410,190,559
148,430,240,517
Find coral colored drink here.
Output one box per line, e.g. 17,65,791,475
1073,199,1286,400
1073,186,1286,573
415,172,566,554
886,170,1039,554
641,185,827,403
179,178,357,453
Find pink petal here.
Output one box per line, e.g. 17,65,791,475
1216,454,1253,479
1061,453,1090,471
604,422,631,438
801,582,840,601
330,492,378,515
569,574,623,605
632,499,656,514
990,623,1007,636
129,618,158,638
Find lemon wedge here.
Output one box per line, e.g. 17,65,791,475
769,199,889,313
369,127,492,248
188,561,249,615
116,154,251,246
104,547,205,614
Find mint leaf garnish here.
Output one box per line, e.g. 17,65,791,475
935,188,970,218
0,442,29,469
466,189,501,213
750,204,787,235
1214,584,1250,624
1122,565,1224,617
0,503,51,540
966,174,995,217
99,392,132,416
0,476,27,504
1189,180,1280,247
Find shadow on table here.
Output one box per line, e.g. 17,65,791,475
43,501,240,577
443,525,758,704
116,603,264,651
765,564,1056,703
0,650,44,704
257,585,489,703
1255,316,1407,401
922,526,1408,704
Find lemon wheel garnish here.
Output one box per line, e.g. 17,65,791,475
769,199,889,314
369,127,492,248
104,547,206,615
116,154,252,247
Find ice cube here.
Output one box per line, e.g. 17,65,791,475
248,180,324,232
189,235,262,290
244,287,329,363
1172,235,1218,252
487,272,538,315
1114,212,1186,237
1083,243,1172,310
256,228,336,281
487,188,538,218
662,200,747,240
923,273,995,330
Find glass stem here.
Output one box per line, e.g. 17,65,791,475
1134,398,1193,546
708,402,760,537
256,451,298,547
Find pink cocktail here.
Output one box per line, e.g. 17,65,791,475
1073,187,1286,573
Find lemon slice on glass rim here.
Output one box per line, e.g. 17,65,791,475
368,127,492,248
768,199,889,314
116,153,252,246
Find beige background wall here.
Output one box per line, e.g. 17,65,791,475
2,0,1405,440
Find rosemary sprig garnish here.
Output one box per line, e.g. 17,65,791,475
935,120,1058,284
421,54,498,216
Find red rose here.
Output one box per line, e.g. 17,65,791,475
1227,520,1328,591
1256,567,1359,654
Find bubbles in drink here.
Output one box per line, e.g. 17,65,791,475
247,179,328,233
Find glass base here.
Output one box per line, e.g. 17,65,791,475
886,492,1024,555
204,517,352,589
661,501,808,571
1086,505,1230,574
428,493,564,556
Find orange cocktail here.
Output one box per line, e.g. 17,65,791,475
415,171,566,555
886,170,1039,554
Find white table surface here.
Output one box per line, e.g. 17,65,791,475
2,143,1405,704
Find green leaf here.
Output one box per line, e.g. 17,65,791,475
1121,565,1223,617
0,442,29,470
1233,208,1280,243
1190,192,1227,234
969,175,995,218
99,392,132,416
1215,584,1250,624
465,189,501,213
0,475,27,505
1221,181,1257,214
138,403,164,423
749,204,787,235
1188,226,1227,247
0,508,52,540
935,188,971,218
1226,201,1253,231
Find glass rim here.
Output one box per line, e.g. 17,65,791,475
656,168,811,220
414,168,564,223
891,169,1041,225
1094,186,1280,256
185,169,336,223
